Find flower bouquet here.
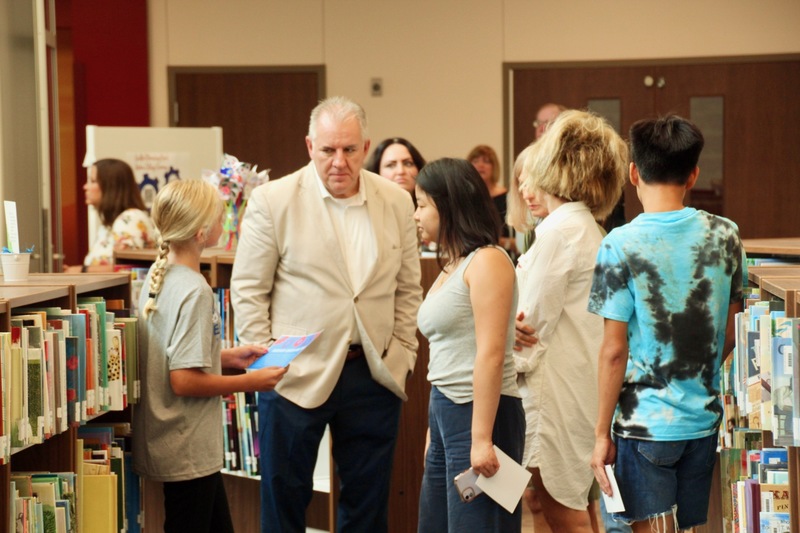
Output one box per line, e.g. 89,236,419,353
204,154,269,250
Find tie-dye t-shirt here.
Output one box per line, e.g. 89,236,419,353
588,208,745,440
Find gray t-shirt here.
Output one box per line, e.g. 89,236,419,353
418,247,520,404
132,264,223,481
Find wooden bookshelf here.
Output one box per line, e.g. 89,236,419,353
734,275,800,533
747,266,800,289
759,277,800,317
743,238,800,257
115,247,230,288
0,273,133,531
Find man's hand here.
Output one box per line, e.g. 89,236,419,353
514,311,538,352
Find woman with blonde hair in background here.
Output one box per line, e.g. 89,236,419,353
512,110,627,532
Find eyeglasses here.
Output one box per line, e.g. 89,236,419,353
532,119,553,129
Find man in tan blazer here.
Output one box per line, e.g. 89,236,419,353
231,96,422,533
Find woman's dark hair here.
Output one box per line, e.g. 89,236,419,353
94,158,147,226
416,158,501,269
365,137,426,174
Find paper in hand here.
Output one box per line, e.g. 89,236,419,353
601,464,626,513
248,331,322,369
474,445,532,513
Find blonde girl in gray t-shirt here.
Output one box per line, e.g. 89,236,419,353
132,180,287,533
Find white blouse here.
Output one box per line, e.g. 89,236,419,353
515,201,605,510
84,208,158,267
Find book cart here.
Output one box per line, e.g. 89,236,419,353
116,249,440,533
0,272,132,532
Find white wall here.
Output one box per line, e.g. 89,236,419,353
148,0,800,178
0,1,43,267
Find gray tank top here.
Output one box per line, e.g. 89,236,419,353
418,246,520,404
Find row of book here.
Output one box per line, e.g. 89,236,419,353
0,296,140,461
222,391,259,476
9,425,142,533
721,444,795,533
216,288,236,349
722,297,799,448
719,274,800,533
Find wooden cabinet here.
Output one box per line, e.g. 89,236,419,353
0,272,133,530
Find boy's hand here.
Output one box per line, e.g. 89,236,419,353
514,311,538,351
590,436,616,496
222,344,269,370
249,366,288,391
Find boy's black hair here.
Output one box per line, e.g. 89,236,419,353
629,115,704,185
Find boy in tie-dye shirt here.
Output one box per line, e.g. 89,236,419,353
588,115,745,532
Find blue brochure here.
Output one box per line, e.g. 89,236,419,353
248,331,322,369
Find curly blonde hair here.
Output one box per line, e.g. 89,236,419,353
521,110,627,221
141,180,222,318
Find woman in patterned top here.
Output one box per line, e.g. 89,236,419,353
64,158,157,272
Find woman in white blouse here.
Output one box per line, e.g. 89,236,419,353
510,110,627,532
64,158,157,273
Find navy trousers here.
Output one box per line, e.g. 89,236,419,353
259,356,402,533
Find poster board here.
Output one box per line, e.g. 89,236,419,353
83,125,223,243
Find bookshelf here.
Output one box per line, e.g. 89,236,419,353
0,272,133,531
726,264,800,532
756,277,800,533
747,266,800,291
114,248,438,533
743,238,800,257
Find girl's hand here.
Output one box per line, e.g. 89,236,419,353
222,344,268,370
470,440,500,478
248,366,288,391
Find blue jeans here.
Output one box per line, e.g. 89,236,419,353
258,356,402,533
418,387,525,533
612,433,718,529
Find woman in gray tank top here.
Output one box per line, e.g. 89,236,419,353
414,158,524,533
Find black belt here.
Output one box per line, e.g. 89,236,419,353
346,344,364,361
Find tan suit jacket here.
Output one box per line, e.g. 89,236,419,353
231,162,422,409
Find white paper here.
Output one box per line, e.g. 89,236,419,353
601,464,626,513
474,445,532,513
4,200,19,253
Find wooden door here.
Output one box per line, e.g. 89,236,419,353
170,67,325,180
508,57,800,238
